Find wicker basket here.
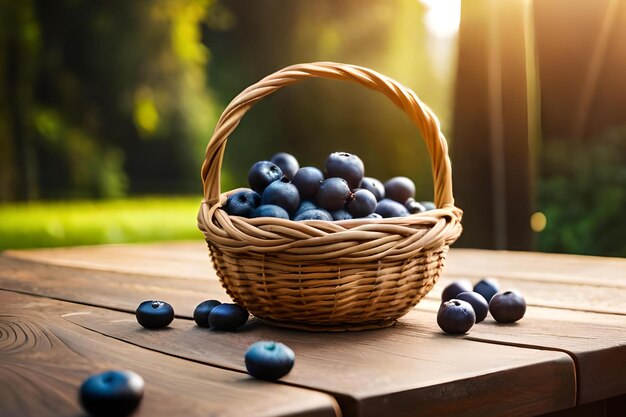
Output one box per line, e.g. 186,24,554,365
197,62,463,331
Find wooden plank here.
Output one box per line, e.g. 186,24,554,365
0,290,340,417
63,302,575,417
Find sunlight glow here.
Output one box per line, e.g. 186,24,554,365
420,0,461,38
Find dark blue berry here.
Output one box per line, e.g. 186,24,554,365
437,299,476,334
193,300,222,328
489,291,526,323
359,177,385,201
374,199,410,218
245,341,295,381
330,209,353,220
270,152,299,180
316,177,352,211
209,303,249,330
473,278,500,302
441,280,473,302
251,205,290,219
248,161,283,194
261,179,300,215
80,370,144,417
293,200,317,218
294,209,333,221
384,176,416,204
136,300,174,329
291,167,324,200
346,189,377,218
224,189,261,218
324,152,364,189
365,213,383,219
405,198,426,214
421,201,436,211
456,291,489,323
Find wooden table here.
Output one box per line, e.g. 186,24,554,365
1,241,624,417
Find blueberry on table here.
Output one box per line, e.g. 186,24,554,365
359,177,385,201
384,176,416,204
473,278,500,302
223,189,261,218
374,198,410,218
489,290,527,323
251,204,290,219
437,299,476,334
291,167,324,200
79,370,144,417
261,179,300,215
245,341,295,381
209,303,249,330
346,189,377,218
294,209,333,221
270,152,299,180
405,198,426,214
248,161,283,194
316,177,352,211
455,291,489,323
441,280,473,302
136,300,174,329
330,209,353,221
193,300,222,327
324,152,365,189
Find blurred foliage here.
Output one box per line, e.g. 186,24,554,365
538,127,626,257
0,197,202,250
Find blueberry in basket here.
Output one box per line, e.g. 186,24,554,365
251,204,290,219
455,291,489,323
359,176,385,201
261,178,300,215
193,299,222,327
374,198,409,218
209,303,249,330
346,189,377,218
489,290,526,323
324,151,364,189
421,201,436,211
330,209,353,221
437,299,476,334
316,177,353,211
224,189,261,217
245,341,295,381
293,200,317,218
291,166,324,200
405,198,426,214
441,280,473,302
384,176,416,204
294,208,333,221
80,370,144,417
473,278,500,302
270,152,299,180
248,161,283,194
136,300,174,329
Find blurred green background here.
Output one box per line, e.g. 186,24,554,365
1,0,625,256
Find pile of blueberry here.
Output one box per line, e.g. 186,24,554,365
437,278,527,334
224,151,435,221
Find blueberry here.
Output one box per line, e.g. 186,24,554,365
245,341,295,381
291,167,324,200
293,200,317,218
374,198,410,218
359,177,385,201
346,189,377,218
384,176,416,204
405,198,426,214
136,300,174,329
248,161,283,194
324,152,364,189
365,213,383,219
421,201,436,211
209,303,249,330
316,177,352,211
455,291,489,323
261,179,300,215
473,278,500,302
437,299,476,334
223,189,261,218
251,204,290,219
330,209,353,220
193,300,222,328
270,152,299,180
294,209,333,221
441,280,473,302
489,290,526,323
80,370,144,417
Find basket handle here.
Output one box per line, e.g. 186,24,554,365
201,62,456,209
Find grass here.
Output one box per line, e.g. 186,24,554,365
0,197,205,250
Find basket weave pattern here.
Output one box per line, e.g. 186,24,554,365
198,62,462,331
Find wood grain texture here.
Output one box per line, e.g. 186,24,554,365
0,290,340,417
63,304,575,417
